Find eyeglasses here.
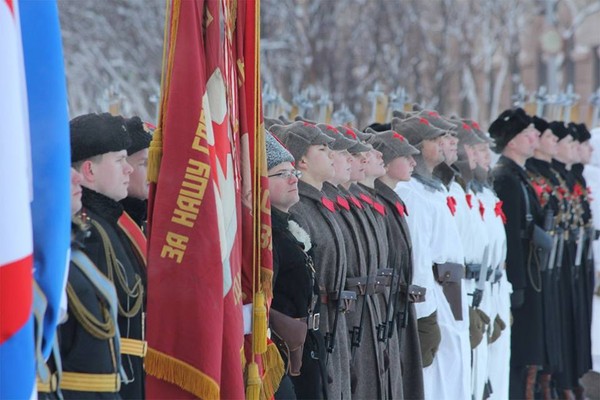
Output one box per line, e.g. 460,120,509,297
268,169,302,179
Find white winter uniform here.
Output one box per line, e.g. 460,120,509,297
397,177,471,400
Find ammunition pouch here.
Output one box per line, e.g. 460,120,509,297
401,284,426,303
532,225,553,271
433,262,464,321
270,309,308,376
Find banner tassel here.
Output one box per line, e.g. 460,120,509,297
252,291,267,355
147,126,163,184
245,362,261,400
260,342,285,399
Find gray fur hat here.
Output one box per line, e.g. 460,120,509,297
391,116,446,147
271,121,334,162
317,124,356,151
367,130,420,165
266,132,294,170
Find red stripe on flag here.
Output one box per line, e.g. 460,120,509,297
4,0,14,15
0,254,33,344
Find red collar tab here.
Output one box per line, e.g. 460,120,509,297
395,201,408,217
336,195,350,210
359,193,374,205
465,193,473,209
478,199,485,220
321,197,336,212
349,196,363,209
494,200,507,224
373,201,386,216
446,196,457,216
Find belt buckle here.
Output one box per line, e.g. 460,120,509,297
308,313,320,330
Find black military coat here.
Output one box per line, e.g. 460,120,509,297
81,188,145,399
492,156,546,367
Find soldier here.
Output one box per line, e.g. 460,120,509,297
549,121,584,397
469,125,512,400
266,132,326,399
57,166,122,398
394,116,470,400
369,130,426,400
70,113,146,399
490,108,545,400
524,116,564,399
119,116,152,230
273,121,353,399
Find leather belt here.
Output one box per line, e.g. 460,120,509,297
36,373,58,393
121,338,147,357
60,372,120,392
345,275,390,296
401,284,426,303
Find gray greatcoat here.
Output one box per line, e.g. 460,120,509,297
323,182,389,399
375,179,426,400
290,180,351,399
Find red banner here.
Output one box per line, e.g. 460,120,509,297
145,0,244,398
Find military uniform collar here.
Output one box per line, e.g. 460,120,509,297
297,180,326,202
81,187,124,223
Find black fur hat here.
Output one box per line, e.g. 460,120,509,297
70,113,131,163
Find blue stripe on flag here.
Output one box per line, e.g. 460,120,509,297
19,0,71,359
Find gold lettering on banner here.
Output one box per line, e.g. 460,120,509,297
161,232,189,263
192,109,209,155
160,106,213,264
260,223,272,251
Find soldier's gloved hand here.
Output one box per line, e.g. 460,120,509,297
417,311,441,367
511,289,525,308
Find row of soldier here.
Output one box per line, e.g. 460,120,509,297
34,107,596,399
263,107,597,400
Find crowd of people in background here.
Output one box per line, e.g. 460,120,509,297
33,107,598,400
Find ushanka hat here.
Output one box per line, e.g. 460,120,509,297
271,121,334,162
391,116,446,147
125,116,152,155
266,132,295,170
71,113,132,163
548,121,570,141
367,130,420,164
575,123,591,142
317,124,357,151
532,116,549,134
488,107,532,152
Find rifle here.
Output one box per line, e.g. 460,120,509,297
376,267,399,343
325,290,356,360
349,274,371,360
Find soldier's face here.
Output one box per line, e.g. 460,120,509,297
89,150,133,201
300,144,335,183
268,162,299,212
440,133,458,165
70,167,83,215
330,150,352,185
473,143,491,169
464,144,477,170
537,129,558,158
421,137,444,166
350,152,367,182
386,155,415,182
127,148,149,200
578,141,593,164
364,149,386,178
556,136,575,163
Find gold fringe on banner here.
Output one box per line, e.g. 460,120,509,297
145,347,219,399
260,342,285,400
245,362,262,400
